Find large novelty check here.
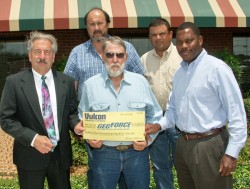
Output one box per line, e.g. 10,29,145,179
83,112,145,141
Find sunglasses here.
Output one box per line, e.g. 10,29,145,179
105,52,125,59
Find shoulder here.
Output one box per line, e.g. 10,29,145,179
6,69,31,81
124,41,136,52
141,49,154,59
125,71,148,84
205,54,231,70
70,40,90,53
53,70,75,82
84,73,102,86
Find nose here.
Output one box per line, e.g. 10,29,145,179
94,24,100,30
39,51,46,58
112,55,119,62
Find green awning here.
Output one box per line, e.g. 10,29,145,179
1,0,250,32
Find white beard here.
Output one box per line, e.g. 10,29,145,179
106,63,125,77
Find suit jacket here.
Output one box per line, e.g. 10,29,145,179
0,68,80,170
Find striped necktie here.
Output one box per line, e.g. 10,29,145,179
41,75,57,151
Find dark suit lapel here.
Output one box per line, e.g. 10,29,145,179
53,70,66,133
20,69,46,131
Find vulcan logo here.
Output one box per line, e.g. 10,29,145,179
84,113,106,120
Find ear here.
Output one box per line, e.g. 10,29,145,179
199,36,203,46
28,52,32,62
52,53,55,64
125,52,128,62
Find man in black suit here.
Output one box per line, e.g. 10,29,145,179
0,31,83,189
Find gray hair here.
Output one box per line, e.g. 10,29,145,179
102,36,126,52
27,31,58,53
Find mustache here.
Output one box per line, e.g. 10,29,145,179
93,30,102,34
37,58,48,64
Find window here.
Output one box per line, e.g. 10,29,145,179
124,38,152,57
233,36,250,86
233,37,250,56
0,40,29,98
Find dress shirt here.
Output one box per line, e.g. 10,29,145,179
33,69,59,141
64,37,144,100
78,70,162,147
141,43,182,111
158,49,247,158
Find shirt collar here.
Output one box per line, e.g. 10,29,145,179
152,42,174,57
86,35,111,50
102,70,131,87
32,68,53,82
181,48,206,69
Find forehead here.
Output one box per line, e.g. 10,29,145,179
105,43,125,52
176,28,196,39
149,25,168,33
33,39,52,48
87,10,106,22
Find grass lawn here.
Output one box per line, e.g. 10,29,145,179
1,138,249,189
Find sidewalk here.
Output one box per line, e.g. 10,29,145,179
0,128,17,178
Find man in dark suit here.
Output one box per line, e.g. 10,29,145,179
0,31,83,189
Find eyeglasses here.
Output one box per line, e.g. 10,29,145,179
105,52,125,59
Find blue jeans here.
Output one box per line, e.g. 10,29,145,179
150,128,180,189
85,142,128,189
92,146,150,189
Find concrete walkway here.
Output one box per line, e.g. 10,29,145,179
0,128,16,178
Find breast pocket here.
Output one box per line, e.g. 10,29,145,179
90,104,110,112
128,102,146,111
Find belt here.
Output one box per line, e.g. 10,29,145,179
103,144,133,151
178,126,226,140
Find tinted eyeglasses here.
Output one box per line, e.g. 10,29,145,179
105,52,125,59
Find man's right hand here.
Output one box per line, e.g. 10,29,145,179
34,135,54,154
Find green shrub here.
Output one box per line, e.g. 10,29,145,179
71,133,88,166
54,55,68,72
244,98,250,125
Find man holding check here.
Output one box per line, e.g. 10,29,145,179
78,36,162,189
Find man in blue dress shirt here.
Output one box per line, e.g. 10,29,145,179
146,22,247,189
78,36,162,189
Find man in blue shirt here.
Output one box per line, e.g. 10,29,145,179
64,7,143,100
146,22,247,189
79,36,162,189
64,8,144,188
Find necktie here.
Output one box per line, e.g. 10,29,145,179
41,75,57,151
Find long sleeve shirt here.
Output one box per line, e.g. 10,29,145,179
159,49,247,158
78,70,162,147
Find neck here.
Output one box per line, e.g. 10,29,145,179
109,74,123,93
92,40,104,55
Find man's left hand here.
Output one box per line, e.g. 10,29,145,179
219,154,237,176
133,140,147,151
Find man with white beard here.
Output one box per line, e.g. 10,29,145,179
78,36,162,189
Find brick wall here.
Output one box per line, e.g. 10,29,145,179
0,27,250,87
0,27,243,61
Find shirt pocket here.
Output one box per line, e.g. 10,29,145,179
128,102,146,111
90,104,110,112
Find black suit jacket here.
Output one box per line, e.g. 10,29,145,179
0,68,80,170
